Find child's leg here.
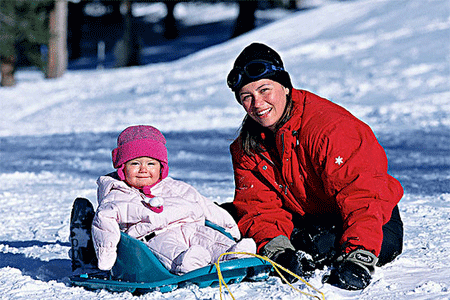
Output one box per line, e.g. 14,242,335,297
222,238,257,261
187,224,235,262
188,223,257,263
171,245,212,274
149,223,255,274
148,225,214,274
147,228,191,271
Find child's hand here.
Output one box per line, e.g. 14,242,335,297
96,247,117,271
225,224,241,241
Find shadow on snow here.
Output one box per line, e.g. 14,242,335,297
0,240,72,283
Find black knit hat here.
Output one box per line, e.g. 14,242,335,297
228,43,293,94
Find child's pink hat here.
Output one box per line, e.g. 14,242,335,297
112,125,169,179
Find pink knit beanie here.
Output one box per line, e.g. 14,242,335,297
112,125,169,180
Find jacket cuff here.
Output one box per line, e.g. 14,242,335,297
261,235,295,258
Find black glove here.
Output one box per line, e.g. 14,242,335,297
290,215,340,268
272,249,316,283
323,249,378,290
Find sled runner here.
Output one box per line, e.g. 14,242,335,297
69,198,272,294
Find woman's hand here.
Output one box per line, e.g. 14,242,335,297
323,249,378,290
272,249,316,283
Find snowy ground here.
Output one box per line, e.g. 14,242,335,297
1,0,450,299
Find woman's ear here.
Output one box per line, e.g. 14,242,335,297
285,87,290,96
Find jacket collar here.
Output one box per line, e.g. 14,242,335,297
258,88,305,142
278,88,305,135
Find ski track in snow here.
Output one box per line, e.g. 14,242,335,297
1,0,449,299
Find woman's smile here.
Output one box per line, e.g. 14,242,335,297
256,107,272,117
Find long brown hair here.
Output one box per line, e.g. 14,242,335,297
238,91,293,156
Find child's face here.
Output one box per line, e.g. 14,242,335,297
123,157,161,188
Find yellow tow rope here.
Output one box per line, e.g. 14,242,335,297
214,252,325,300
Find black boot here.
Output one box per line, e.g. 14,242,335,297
70,197,98,272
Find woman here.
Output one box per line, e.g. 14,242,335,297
225,43,404,290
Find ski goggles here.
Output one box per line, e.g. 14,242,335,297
227,60,285,91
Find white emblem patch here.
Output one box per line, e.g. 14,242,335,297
335,156,344,165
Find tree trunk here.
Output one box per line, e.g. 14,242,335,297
1,56,16,87
163,1,178,39
68,1,84,59
117,0,139,67
288,0,298,10
47,0,68,79
232,1,258,38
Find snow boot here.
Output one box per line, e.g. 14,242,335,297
70,197,98,273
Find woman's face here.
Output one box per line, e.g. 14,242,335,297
238,79,289,131
123,157,161,188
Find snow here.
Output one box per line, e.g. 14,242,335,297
1,0,449,299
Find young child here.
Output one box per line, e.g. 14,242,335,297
91,125,256,274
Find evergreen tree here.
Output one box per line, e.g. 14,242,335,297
0,0,53,86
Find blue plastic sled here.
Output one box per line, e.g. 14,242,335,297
70,223,272,294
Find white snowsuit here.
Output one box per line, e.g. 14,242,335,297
91,174,256,274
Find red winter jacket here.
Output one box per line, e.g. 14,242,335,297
230,89,403,256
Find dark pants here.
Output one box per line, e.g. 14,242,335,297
290,205,403,267
378,205,403,265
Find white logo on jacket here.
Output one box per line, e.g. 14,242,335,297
335,156,344,165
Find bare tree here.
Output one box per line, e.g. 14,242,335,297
46,0,68,78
